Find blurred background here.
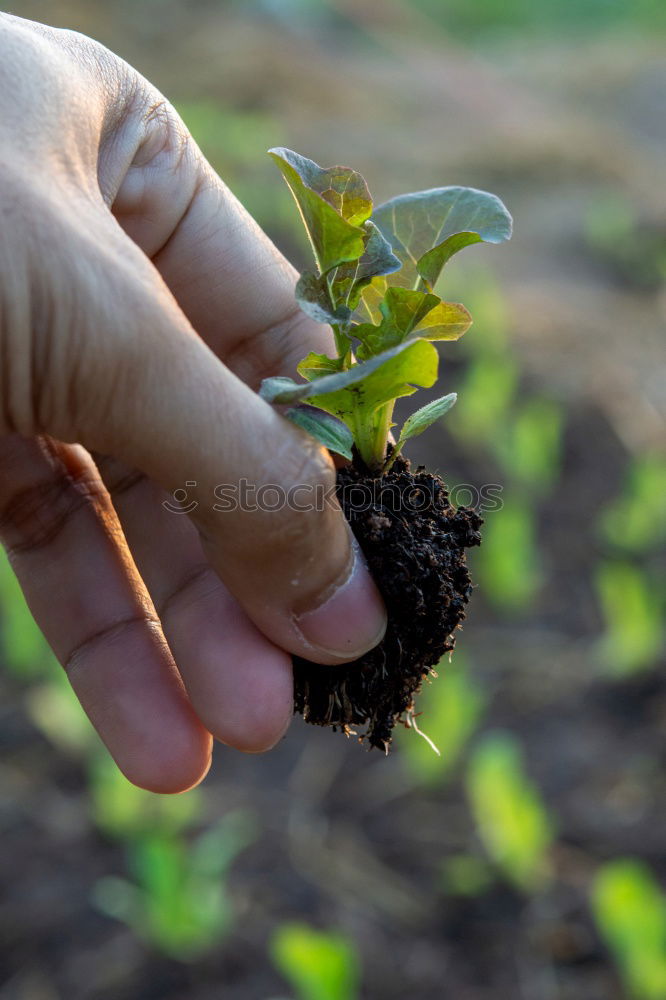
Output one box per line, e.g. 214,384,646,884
1,1,665,998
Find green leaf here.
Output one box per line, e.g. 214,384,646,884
260,338,436,407
285,404,354,460
261,338,438,469
466,731,554,892
475,493,542,613
591,859,666,1000
271,922,361,1000
330,220,401,310
0,549,58,680
296,272,351,325
372,185,512,289
269,148,367,273
380,286,440,335
354,275,388,323
89,753,202,839
355,287,472,358
600,453,666,553
270,148,373,225
399,653,485,784
297,351,344,381
310,339,438,418
413,299,472,339
382,287,472,340
358,220,402,278
595,560,663,676
397,393,457,447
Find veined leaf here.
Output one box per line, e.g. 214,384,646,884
285,404,353,460
397,393,457,447
354,275,388,323
355,287,472,358
297,351,344,381
381,286,440,334
260,338,438,414
331,220,401,310
295,272,351,325
270,147,373,225
310,339,439,424
372,186,512,290
269,148,367,273
413,299,472,339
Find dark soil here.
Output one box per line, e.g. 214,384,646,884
293,455,483,750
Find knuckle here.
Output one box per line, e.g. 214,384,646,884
124,87,196,184
0,456,103,556
224,303,313,390
93,454,148,500
64,613,155,679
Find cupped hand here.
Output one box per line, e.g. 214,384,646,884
0,14,386,791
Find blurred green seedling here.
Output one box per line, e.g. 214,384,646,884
93,810,256,961
271,922,361,1000
592,858,666,1000
398,652,485,783
600,454,666,554
466,731,554,892
475,492,542,612
585,193,666,291
0,549,57,681
448,355,519,450
25,671,94,757
492,396,563,496
594,560,663,676
439,264,509,357
441,852,495,897
89,752,204,840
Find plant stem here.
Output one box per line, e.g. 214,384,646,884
331,323,352,365
352,400,394,472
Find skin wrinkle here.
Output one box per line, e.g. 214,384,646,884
94,460,148,500
156,563,222,622
222,302,314,388
63,611,161,679
148,168,242,291
0,469,103,557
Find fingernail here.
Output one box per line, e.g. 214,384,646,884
293,538,387,662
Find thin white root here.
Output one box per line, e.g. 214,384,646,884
408,711,441,756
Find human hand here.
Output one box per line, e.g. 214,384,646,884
0,14,386,791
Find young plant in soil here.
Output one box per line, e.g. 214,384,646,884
261,148,512,751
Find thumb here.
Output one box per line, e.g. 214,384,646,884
52,222,388,665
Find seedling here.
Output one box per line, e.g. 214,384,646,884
261,148,512,472
270,922,361,1000
93,810,255,961
262,150,512,748
466,731,554,891
398,651,485,783
592,858,666,1000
